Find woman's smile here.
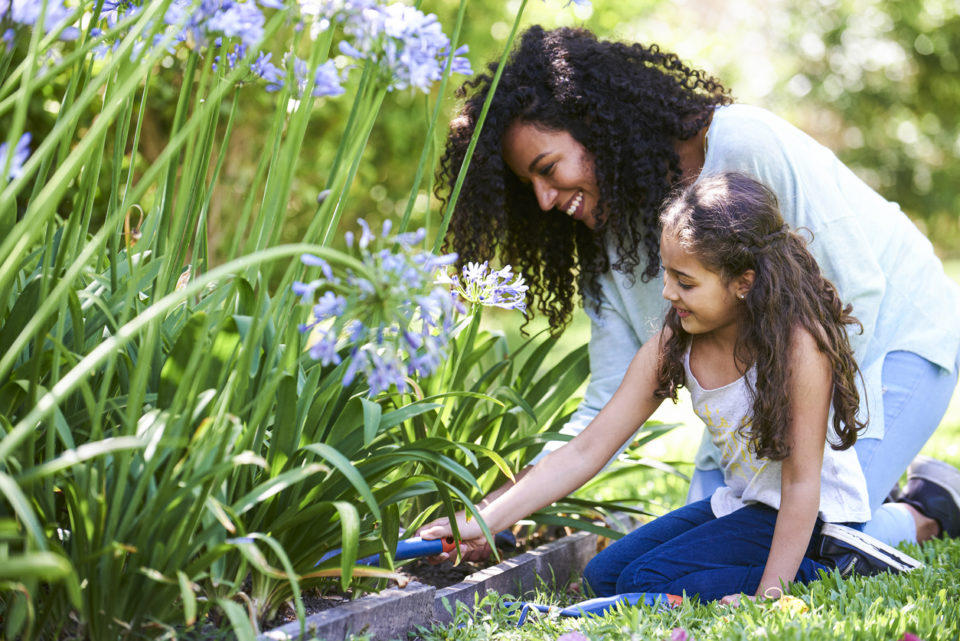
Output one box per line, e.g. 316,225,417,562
562,191,584,217
502,122,600,229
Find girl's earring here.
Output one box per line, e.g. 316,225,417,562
738,293,745,300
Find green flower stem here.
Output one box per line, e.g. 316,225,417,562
0,3,45,236
0,10,140,108
429,304,484,437
319,79,389,247
397,0,470,236
258,29,334,255
230,90,286,261
0,243,361,464
155,50,201,286
0,0,176,301
432,0,529,254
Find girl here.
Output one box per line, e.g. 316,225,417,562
436,26,960,553
422,173,909,602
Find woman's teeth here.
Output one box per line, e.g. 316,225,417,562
565,192,583,216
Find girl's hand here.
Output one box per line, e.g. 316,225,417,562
416,514,488,564
720,593,755,607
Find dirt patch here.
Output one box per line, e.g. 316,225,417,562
264,525,574,628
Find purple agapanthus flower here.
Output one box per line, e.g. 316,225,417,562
206,1,266,48
437,261,528,312
252,51,285,90
8,0,79,39
312,59,345,97
213,41,248,70
294,221,461,396
1,133,31,181
336,2,471,93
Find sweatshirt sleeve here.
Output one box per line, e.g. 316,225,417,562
702,106,885,366
528,284,644,465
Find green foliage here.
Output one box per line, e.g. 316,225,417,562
414,537,960,641
0,1,606,638
776,0,960,253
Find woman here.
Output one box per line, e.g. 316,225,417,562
430,25,960,556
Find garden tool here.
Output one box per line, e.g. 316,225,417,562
506,592,683,626
315,530,517,567
316,536,458,567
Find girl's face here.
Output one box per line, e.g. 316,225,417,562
502,121,601,229
659,230,752,340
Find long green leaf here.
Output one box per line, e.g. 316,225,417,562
302,443,382,522
332,501,360,591
217,600,257,641
0,471,46,550
0,551,72,580
361,396,383,447
15,436,144,486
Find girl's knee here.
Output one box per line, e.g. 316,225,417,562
615,565,672,595
581,556,618,598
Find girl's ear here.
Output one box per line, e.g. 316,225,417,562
735,270,756,299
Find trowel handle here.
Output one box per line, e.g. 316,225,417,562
394,536,456,560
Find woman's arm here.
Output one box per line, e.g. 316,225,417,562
419,331,668,545
754,327,830,597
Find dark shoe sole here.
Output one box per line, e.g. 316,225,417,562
820,523,923,574
907,455,960,508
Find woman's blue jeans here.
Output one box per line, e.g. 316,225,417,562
687,351,959,545
582,498,829,601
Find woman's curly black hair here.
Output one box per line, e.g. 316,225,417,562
437,26,733,331
656,173,867,460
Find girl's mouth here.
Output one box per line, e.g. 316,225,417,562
674,307,691,318
562,191,583,217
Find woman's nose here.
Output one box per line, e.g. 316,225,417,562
531,179,557,211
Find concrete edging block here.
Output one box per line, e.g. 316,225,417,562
432,531,596,626
259,531,598,640
259,581,435,641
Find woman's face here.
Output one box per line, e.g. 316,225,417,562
501,121,600,229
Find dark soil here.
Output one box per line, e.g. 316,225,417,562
264,525,573,629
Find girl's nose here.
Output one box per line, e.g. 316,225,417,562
531,179,557,211
662,278,677,301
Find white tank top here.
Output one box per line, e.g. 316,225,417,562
683,348,871,523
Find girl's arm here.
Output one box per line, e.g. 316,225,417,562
419,331,668,545
754,327,830,597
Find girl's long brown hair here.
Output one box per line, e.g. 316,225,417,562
656,173,866,460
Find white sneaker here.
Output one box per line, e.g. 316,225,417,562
817,523,923,577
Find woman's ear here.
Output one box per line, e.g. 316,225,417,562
735,269,755,299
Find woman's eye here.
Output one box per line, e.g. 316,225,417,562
538,162,555,176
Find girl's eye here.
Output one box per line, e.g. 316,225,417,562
538,162,555,177
678,281,693,290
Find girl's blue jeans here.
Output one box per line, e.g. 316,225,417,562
688,351,960,545
581,498,830,601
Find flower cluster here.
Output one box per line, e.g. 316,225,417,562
294,220,461,396
335,2,472,93
1,0,593,96
436,261,528,312
1,133,31,182
1,0,79,39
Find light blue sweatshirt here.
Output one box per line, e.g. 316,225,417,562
533,104,960,467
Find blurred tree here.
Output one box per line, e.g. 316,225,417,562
776,0,960,255
12,0,956,261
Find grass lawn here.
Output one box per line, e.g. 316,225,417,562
406,261,960,640
413,535,960,640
